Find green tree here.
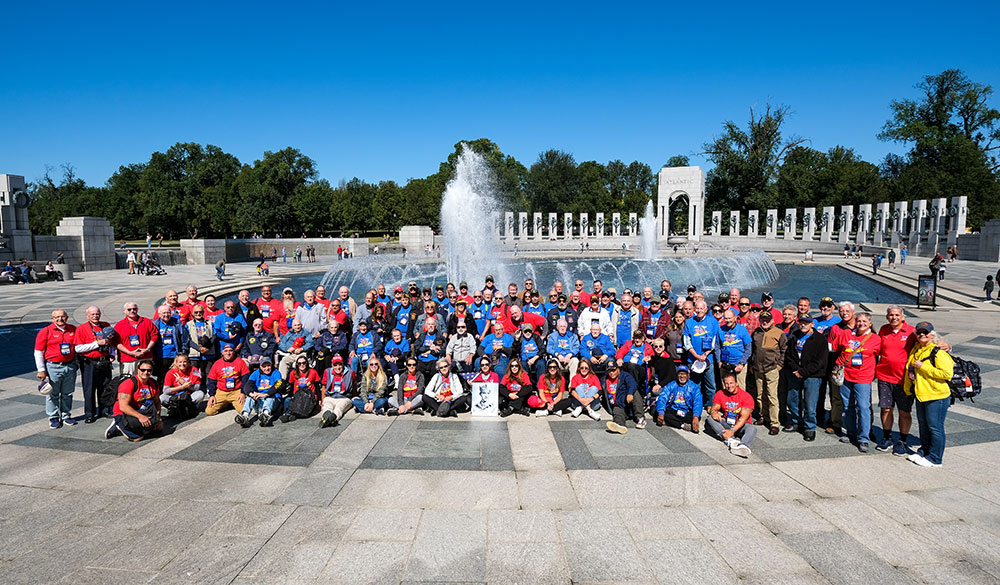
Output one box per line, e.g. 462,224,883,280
525,150,578,213
664,155,690,167
703,103,806,213
233,147,317,235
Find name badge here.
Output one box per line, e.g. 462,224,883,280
676,409,686,418
163,335,173,345
129,334,140,346
726,412,738,425
851,353,863,367
261,306,270,317
60,342,71,355
226,378,235,389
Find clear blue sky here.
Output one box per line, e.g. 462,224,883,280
3,1,998,188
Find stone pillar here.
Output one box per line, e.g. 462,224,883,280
857,204,872,243
894,200,909,239
532,212,542,240
612,213,621,237
54,217,116,271
838,205,853,244
783,209,797,240
765,209,778,239
820,206,835,242
503,211,514,240
803,207,816,241
747,210,759,238
517,212,528,240
180,238,226,265
595,213,605,237
912,199,928,235
873,202,890,245
579,213,589,238
548,213,558,240
628,213,638,236
729,211,741,236
930,197,947,236
564,213,573,239
908,229,920,255
709,211,721,236
949,195,968,245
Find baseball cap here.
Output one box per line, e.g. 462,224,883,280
914,321,934,333
393,285,403,292
459,281,468,288
557,294,568,302
282,287,294,295
601,291,611,298
750,302,762,309
819,296,835,308
691,359,708,373
607,361,619,370
797,315,814,324
759,311,774,322
761,292,774,302
435,284,444,291
455,298,467,306
676,364,689,373
521,322,534,331
687,284,697,292
718,292,730,302
331,355,344,364
485,274,494,282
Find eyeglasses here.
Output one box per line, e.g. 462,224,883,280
738,303,750,307
456,326,466,329
126,308,138,312
407,363,417,367
712,309,723,314
138,368,153,373
473,295,482,299
548,366,558,370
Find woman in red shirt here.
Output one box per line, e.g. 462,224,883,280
106,359,162,442
836,311,882,453
499,358,533,417
389,358,425,415
162,355,203,418
569,360,603,420
534,358,569,417
280,355,321,422
471,356,499,384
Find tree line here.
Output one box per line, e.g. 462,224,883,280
27,69,1000,238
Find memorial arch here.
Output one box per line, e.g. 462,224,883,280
657,166,705,242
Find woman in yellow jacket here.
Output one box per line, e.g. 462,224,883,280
903,321,954,467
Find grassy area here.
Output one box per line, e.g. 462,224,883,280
119,240,182,247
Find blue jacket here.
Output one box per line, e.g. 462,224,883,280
479,332,514,358
546,330,580,358
656,380,703,416
213,312,248,352
579,332,616,361
153,318,188,359
314,329,348,353
683,315,721,362
719,323,752,366
604,370,638,408
278,330,308,352
349,330,382,358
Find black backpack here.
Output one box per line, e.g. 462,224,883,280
106,374,138,408
288,387,318,418
930,348,982,402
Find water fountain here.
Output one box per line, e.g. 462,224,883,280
439,145,503,285
639,199,657,260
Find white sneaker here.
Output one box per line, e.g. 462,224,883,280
725,437,739,449
730,442,752,458
681,423,692,432
908,453,940,467
588,408,602,421
635,418,646,429
535,409,548,417
570,406,583,418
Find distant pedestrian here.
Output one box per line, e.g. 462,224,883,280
146,233,152,248
872,254,879,275
900,244,908,265
215,259,225,281
985,275,995,302
843,244,850,258
888,249,896,268
282,248,287,263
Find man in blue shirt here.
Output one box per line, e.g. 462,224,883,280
580,322,616,379
683,300,722,406
153,304,187,380
655,365,702,432
213,301,248,354
468,291,490,339
546,318,580,381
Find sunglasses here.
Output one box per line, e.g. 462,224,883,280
438,366,449,371
407,363,417,367
712,309,723,313
739,303,750,307
126,308,138,311
548,366,558,370
296,360,307,365
138,368,153,373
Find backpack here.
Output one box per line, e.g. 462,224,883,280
930,348,982,402
288,387,318,418
107,374,138,408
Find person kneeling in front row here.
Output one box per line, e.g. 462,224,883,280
705,373,756,458
105,360,163,442
319,355,354,427
604,361,643,434
236,358,283,427
655,364,702,433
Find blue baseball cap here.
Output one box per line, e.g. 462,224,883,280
676,365,689,373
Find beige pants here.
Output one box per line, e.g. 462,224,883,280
754,368,781,426
321,396,352,419
206,389,244,416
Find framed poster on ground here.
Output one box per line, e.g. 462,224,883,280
917,275,937,310
471,382,498,417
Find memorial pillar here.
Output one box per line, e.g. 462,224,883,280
820,206,835,242
783,208,797,240
912,200,928,235
564,213,574,239
532,212,542,240
579,213,589,238
504,211,514,240
729,211,741,236
803,207,816,241
747,210,759,238
949,195,968,245
765,209,778,239
595,213,605,238
612,213,621,237
628,213,638,236
548,213,558,240
857,204,872,243
711,211,722,236
491,212,501,239
518,212,528,240
838,205,853,244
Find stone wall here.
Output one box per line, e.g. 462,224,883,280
180,239,227,265
54,217,116,271
399,227,434,255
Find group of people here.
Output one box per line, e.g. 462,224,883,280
32,275,957,468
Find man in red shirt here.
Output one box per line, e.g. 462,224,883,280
34,309,79,428
255,285,284,334
875,306,916,455
73,305,114,423
760,292,783,326
115,302,159,376
105,360,163,442
163,290,192,324
315,285,332,311
206,345,251,416
181,285,203,309
705,373,756,458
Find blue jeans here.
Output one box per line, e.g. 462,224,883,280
215,266,224,280
787,376,821,431
840,380,872,443
916,397,949,464
241,395,276,415
45,361,78,419
691,360,716,408
350,354,373,375
353,397,389,413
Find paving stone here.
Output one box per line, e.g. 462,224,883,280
743,500,836,535
680,465,766,505
724,463,816,501
487,541,571,585
203,502,296,538
241,506,355,579
106,459,303,503
406,510,486,582
516,469,578,510
488,509,560,543
780,531,916,585
772,455,965,497
912,486,1000,537
506,416,566,471
56,567,157,585
902,560,1000,585
569,469,684,508
344,507,422,541
273,468,354,507
156,534,268,585
563,538,651,583
683,504,813,578
636,538,739,584
333,469,519,509
806,497,949,567
616,507,701,541
557,508,632,543
739,574,833,585
857,491,957,525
